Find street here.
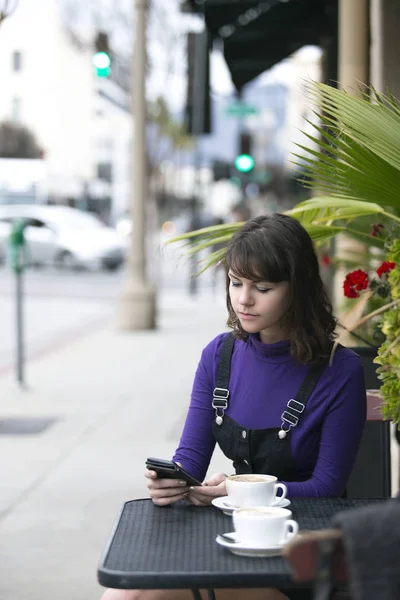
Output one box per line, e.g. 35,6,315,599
0,242,222,377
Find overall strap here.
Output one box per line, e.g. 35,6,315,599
279,342,342,438
213,334,335,434
279,360,327,438
212,332,235,425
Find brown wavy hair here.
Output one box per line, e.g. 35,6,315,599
224,213,337,364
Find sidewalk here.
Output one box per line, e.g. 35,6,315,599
0,288,398,600
0,288,232,600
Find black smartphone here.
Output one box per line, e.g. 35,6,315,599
145,457,202,487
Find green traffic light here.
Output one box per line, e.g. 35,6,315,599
235,154,255,173
92,51,111,78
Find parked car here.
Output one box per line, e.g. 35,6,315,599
0,204,126,271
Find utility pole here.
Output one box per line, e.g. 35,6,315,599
188,28,209,296
118,0,156,330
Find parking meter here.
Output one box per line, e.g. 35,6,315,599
9,218,27,385
9,219,26,274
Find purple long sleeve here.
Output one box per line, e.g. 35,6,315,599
173,333,367,498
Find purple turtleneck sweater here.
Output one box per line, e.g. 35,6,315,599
173,333,367,498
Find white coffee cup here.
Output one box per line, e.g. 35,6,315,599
225,474,287,508
232,506,299,548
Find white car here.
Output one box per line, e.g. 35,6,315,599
0,204,127,271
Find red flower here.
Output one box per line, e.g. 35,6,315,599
376,261,396,278
321,253,331,267
343,269,369,298
343,281,360,298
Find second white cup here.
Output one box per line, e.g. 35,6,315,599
232,506,299,548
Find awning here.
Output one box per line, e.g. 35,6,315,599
184,0,338,90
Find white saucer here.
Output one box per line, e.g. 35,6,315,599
211,496,291,516
216,532,286,557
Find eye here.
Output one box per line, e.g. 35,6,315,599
230,280,241,287
256,286,271,293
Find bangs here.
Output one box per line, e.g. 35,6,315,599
225,234,289,283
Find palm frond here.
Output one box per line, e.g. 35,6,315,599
167,82,400,277
298,82,400,208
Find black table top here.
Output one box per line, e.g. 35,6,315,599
98,497,384,590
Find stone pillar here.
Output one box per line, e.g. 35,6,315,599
118,0,156,330
370,0,384,92
334,0,371,313
338,0,369,92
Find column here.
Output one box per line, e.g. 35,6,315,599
339,0,369,92
118,0,156,330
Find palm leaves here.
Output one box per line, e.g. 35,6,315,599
293,86,400,204
168,82,400,266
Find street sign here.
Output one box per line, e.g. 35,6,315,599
224,102,260,117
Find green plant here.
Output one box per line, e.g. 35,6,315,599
374,241,400,424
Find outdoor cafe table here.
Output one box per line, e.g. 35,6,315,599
98,497,384,599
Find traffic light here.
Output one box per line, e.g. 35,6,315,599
235,154,255,173
93,31,111,78
235,132,254,173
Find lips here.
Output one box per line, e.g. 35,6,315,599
239,312,258,318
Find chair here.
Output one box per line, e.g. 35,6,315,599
346,346,391,499
283,529,350,600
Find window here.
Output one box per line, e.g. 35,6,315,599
12,51,22,72
24,218,47,228
11,96,21,121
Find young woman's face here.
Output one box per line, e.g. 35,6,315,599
228,270,291,343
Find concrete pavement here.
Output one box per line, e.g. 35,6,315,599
0,287,232,600
0,285,398,600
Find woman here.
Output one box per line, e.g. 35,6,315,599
102,214,367,600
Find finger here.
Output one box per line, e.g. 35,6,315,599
187,494,209,506
152,492,188,507
144,469,157,479
187,488,214,502
150,486,189,499
205,473,228,486
148,478,189,490
189,485,220,497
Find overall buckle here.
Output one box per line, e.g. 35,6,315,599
213,387,229,426
281,410,299,427
287,399,305,413
212,387,229,410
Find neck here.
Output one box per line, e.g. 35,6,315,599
259,328,288,344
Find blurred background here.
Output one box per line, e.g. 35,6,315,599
0,0,328,337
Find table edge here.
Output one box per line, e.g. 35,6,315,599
97,567,300,590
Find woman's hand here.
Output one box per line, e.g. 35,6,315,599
145,468,189,506
187,472,228,506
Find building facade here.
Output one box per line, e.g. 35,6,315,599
0,0,131,222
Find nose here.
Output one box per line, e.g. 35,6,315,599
238,285,255,307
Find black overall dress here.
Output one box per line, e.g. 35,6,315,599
211,332,329,482
211,333,334,600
